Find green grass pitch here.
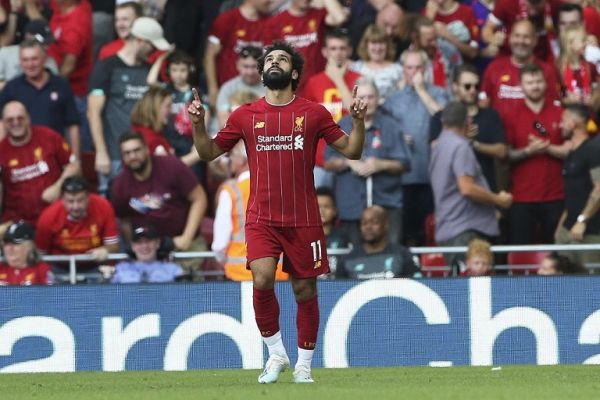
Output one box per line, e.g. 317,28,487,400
2,365,599,400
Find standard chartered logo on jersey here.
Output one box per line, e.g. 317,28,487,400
256,134,304,151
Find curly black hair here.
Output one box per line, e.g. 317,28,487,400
257,41,304,92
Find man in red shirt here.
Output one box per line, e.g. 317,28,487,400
505,63,570,244
264,0,349,93
481,0,560,63
0,101,79,228
424,0,480,59
303,28,361,188
0,221,52,286
36,176,119,265
188,41,367,384
481,19,560,119
203,0,271,110
48,0,93,98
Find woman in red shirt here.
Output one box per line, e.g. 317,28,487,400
130,86,175,156
0,221,52,286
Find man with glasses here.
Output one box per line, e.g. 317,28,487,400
429,64,507,191
0,101,79,230
505,63,570,244
35,176,119,270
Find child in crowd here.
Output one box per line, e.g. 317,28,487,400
538,252,588,275
148,49,205,178
461,238,494,276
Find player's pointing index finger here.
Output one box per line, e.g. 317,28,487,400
352,85,358,98
192,88,201,102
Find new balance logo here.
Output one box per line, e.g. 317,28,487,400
294,135,304,150
255,121,265,128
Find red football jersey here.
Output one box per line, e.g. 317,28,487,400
48,0,93,96
481,56,560,118
36,193,119,255
490,0,560,62
214,96,347,227
504,99,564,203
208,8,268,86
302,70,362,122
0,263,51,285
433,4,480,42
0,126,72,225
264,7,328,92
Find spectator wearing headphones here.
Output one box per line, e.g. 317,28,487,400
111,224,184,283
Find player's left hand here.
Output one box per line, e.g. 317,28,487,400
349,85,367,120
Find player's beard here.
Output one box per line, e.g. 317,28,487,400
262,68,293,90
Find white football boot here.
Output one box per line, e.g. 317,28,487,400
257,354,290,384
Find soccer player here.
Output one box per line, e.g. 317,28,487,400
188,41,367,384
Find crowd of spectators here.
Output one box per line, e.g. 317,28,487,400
0,0,598,285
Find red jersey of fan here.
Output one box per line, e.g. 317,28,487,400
132,124,174,156
584,6,600,43
35,193,119,255
433,4,479,42
214,96,347,227
208,8,268,86
303,70,361,166
0,263,51,285
481,56,560,118
265,7,328,92
504,99,564,203
489,0,560,62
0,126,72,225
48,0,93,96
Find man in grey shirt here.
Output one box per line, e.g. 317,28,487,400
429,102,512,264
382,49,448,246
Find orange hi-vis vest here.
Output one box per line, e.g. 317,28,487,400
222,176,288,281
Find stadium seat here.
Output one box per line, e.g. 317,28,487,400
424,213,436,246
200,216,214,246
420,253,451,277
507,251,549,275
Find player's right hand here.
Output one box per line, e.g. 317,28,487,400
349,85,367,120
188,88,206,126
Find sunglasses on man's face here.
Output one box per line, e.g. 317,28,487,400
462,83,480,91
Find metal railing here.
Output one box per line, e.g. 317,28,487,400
40,243,600,284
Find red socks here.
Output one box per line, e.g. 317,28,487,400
254,287,319,350
296,296,319,350
253,287,280,337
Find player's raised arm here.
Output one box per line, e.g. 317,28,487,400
188,88,225,161
329,85,367,159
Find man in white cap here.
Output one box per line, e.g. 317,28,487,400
87,16,171,197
